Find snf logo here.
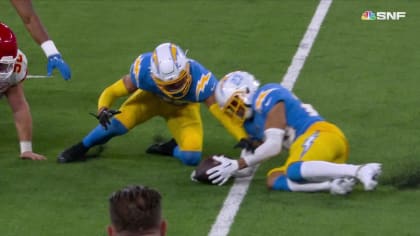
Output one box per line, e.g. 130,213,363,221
361,10,406,21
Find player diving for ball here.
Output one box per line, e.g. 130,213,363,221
57,42,246,165
202,71,382,194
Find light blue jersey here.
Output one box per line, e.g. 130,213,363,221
129,53,217,103
244,83,324,141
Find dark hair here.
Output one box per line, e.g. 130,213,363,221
109,185,162,234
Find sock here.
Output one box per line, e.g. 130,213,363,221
287,179,331,192
82,119,128,147
271,174,331,192
272,175,291,191
173,146,201,166
289,161,359,182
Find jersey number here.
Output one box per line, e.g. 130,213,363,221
301,103,319,117
13,54,23,73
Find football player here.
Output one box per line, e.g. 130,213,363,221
10,0,71,80
0,22,46,160
205,71,382,194
57,42,246,165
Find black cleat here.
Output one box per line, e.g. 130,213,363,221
57,142,89,163
146,138,177,156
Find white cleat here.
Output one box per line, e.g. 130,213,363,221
356,163,382,191
330,177,356,195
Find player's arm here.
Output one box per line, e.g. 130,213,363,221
11,0,71,80
215,102,287,168
97,74,136,111
92,75,135,129
5,83,46,160
206,102,287,186
239,102,286,168
11,0,49,44
205,94,248,141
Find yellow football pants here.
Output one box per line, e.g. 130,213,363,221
113,90,203,152
268,121,349,175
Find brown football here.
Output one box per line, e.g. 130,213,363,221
191,156,221,184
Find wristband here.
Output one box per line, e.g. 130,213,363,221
41,40,59,57
20,141,32,154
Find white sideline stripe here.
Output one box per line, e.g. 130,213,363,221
208,1,333,236
27,74,51,79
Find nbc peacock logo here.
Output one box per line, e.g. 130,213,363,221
361,10,376,20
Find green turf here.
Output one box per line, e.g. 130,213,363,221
0,0,419,235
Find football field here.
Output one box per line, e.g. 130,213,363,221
1,0,419,235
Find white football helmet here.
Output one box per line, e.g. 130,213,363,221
215,71,260,122
150,42,192,99
0,23,18,81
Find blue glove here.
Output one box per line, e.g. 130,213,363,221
47,54,71,80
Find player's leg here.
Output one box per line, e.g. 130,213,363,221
285,122,381,190
57,90,158,163
266,170,355,195
145,118,178,156
266,122,354,193
165,103,203,166
283,122,351,181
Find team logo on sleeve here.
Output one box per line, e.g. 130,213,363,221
255,88,276,111
195,72,211,100
133,56,142,80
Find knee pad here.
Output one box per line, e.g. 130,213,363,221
173,147,201,166
287,161,304,182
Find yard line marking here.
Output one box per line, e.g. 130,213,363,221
27,74,52,79
281,0,333,91
208,1,333,235
208,166,259,236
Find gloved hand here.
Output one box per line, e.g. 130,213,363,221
47,54,71,80
234,138,260,153
90,108,121,130
206,155,239,186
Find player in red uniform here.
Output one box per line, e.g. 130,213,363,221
0,22,45,160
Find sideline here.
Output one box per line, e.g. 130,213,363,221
208,1,333,235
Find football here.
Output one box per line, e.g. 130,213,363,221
191,155,221,184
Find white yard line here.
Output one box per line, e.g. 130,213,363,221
208,1,333,235
281,0,333,91
26,74,52,79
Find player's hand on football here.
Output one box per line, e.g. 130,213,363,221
206,155,239,186
90,108,121,130
20,151,47,161
47,54,71,80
